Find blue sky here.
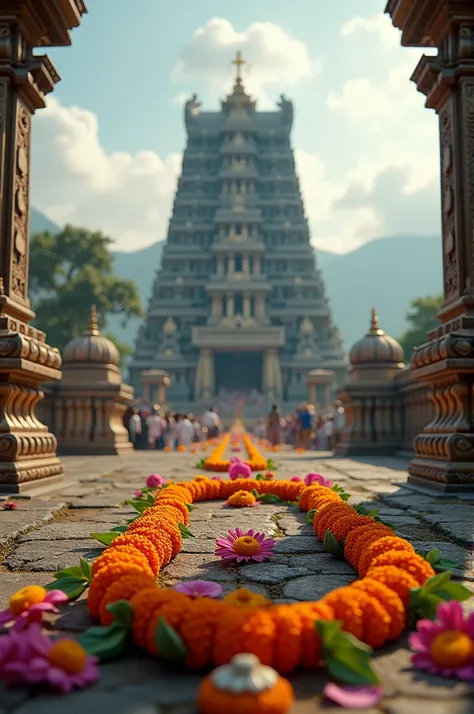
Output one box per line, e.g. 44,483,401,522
32,0,440,253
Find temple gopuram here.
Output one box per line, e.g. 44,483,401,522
128,54,346,416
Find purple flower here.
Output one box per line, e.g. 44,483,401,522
0,624,100,692
215,528,275,563
146,473,165,488
323,683,383,709
133,490,144,498
304,472,333,487
173,580,223,599
2,501,18,510
0,587,67,631
409,601,474,681
290,475,302,482
228,461,252,480
211,476,222,481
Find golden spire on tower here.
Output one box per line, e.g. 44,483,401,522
232,50,246,83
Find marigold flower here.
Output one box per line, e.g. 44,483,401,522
350,578,406,640
322,588,364,640
91,545,153,578
294,602,334,668
180,599,225,669
272,605,303,673
299,485,327,511
315,504,356,540
145,592,193,655
345,525,393,568
224,588,270,609
308,492,342,513
329,514,376,543
99,573,157,626
0,586,67,631
88,561,150,618
128,515,182,558
151,498,190,525
129,588,178,649
365,565,419,606
369,550,435,586
124,525,171,566
357,536,415,577
226,490,258,508
346,589,392,648
110,533,161,575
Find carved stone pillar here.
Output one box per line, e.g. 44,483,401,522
243,294,251,318
386,0,474,491
0,3,86,494
255,294,265,318
254,257,261,277
226,294,234,318
228,254,235,275
200,348,214,399
242,254,249,274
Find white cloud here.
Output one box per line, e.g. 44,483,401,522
341,12,400,48
31,97,181,251
172,18,320,105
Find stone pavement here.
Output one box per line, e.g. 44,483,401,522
0,449,473,713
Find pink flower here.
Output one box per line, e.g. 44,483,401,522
146,473,165,488
133,490,144,498
323,683,383,709
215,528,275,563
211,476,222,481
174,580,223,598
0,586,67,632
304,472,333,487
2,501,18,510
228,461,252,480
290,475,302,482
409,601,474,681
0,624,99,692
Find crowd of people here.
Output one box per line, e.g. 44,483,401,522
254,402,345,451
123,401,344,453
122,405,221,450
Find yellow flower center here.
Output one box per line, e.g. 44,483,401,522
429,631,473,669
233,535,261,556
47,640,88,674
224,587,269,609
9,586,47,616
227,491,256,507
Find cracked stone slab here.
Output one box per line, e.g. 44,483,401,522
274,553,355,576
0,505,66,547
18,522,126,542
275,536,325,554
238,562,311,584
283,574,352,600
277,514,314,536
6,539,104,572
161,553,237,582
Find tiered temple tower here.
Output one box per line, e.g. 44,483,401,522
129,54,346,416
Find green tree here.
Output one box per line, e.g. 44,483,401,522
398,294,443,359
29,225,143,361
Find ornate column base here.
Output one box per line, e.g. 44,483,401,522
0,331,63,495
408,329,474,493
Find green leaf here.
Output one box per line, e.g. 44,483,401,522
305,508,317,524
111,525,128,534
178,523,196,539
422,571,452,595
155,617,187,660
106,600,133,629
437,582,473,602
251,488,259,498
256,493,281,504
80,558,93,582
45,576,89,600
255,473,265,481
317,620,379,686
409,572,473,623
90,531,118,546
185,503,197,512
323,528,344,558
195,459,205,468
419,549,462,573
124,499,149,515
79,623,129,661
52,565,84,580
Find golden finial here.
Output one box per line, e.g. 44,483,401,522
369,306,380,333
84,305,100,336
232,50,246,83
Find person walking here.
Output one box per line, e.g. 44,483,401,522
163,413,178,450
147,408,164,450
203,407,219,439
266,404,281,447
177,413,195,448
298,405,313,450
128,409,141,449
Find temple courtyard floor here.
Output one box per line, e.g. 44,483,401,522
0,450,473,714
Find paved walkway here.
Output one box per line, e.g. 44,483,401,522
0,450,473,713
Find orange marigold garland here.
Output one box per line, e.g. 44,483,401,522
80,461,470,680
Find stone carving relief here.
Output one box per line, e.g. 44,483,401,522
184,94,201,131
11,103,31,302
439,103,458,300
278,94,293,131
463,81,474,281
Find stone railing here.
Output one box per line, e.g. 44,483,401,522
393,366,433,457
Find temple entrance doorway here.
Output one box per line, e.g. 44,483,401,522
215,351,262,393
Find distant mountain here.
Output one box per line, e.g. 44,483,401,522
30,207,60,235
29,208,443,355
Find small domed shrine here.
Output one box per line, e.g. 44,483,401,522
336,308,405,456
43,307,133,455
